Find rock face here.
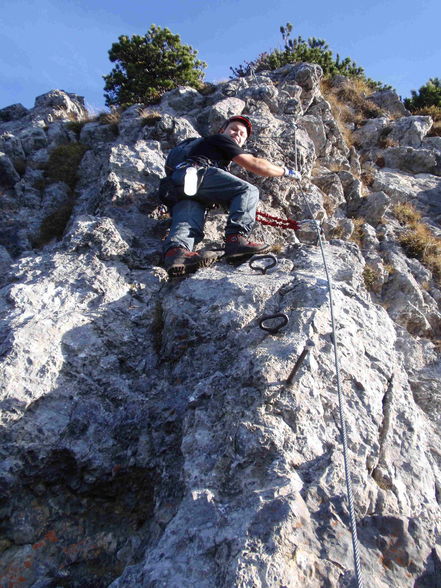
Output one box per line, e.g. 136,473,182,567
0,70,440,588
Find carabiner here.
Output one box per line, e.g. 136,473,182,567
249,254,278,275
258,313,289,334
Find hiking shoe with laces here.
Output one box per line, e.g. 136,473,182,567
163,247,216,277
224,234,270,260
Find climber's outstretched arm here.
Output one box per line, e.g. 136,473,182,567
233,153,285,177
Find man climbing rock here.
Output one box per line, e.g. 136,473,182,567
163,115,301,276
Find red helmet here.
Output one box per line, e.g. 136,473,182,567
224,115,252,137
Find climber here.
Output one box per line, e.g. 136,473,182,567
162,115,301,276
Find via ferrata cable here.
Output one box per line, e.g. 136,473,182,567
293,122,364,588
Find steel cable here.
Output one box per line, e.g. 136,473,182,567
314,222,364,588
293,125,364,587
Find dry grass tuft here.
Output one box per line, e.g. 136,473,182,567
98,110,121,126
350,217,365,246
321,78,384,148
140,110,162,126
393,202,441,281
384,263,396,276
363,265,382,293
361,168,376,187
393,202,422,225
270,243,284,254
322,194,337,216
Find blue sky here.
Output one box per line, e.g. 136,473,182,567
1,0,440,113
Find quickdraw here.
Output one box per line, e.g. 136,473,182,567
256,211,300,231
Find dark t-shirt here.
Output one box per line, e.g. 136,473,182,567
188,134,246,169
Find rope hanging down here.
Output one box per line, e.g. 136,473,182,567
256,210,300,231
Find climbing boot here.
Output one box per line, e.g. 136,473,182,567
224,234,270,260
198,250,220,268
163,247,216,277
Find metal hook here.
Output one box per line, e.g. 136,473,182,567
258,313,289,334
249,254,278,275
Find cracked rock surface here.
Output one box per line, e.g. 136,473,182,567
0,68,440,587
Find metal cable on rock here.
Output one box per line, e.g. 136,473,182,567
292,124,364,587
314,223,364,588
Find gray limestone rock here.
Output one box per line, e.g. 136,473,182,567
0,152,21,188
206,97,247,134
423,136,441,153
40,182,72,218
278,82,303,116
367,90,409,117
275,63,323,112
33,89,88,122
382,146,441,176
0,133,26,161
353,191,391,225
80,121,118,147
352,117,390,149
0,66,440,588
18,127,48,155
0,245,12,277
160,86,204,114
388,115,433,147
297,115,327,158
311,171,345,209
238,83,279,114
0,103,29,122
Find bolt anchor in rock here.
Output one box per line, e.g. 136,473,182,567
286,340,315,385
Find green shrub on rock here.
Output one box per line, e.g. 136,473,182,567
231,22,387,91
46,143,88,189
103,25,207,108
405,78,441,110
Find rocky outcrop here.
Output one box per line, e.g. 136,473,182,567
0,67,440,587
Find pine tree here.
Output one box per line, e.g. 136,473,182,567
405,78,441,110
103,25,206,108
231,22,384,89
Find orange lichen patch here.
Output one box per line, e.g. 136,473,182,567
45,530,58,543
62,538,87,558
32,529,58,550
1,560,34,587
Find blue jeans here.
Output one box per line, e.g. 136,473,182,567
164,167,260,252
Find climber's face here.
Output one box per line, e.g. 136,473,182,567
221,121,248,147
